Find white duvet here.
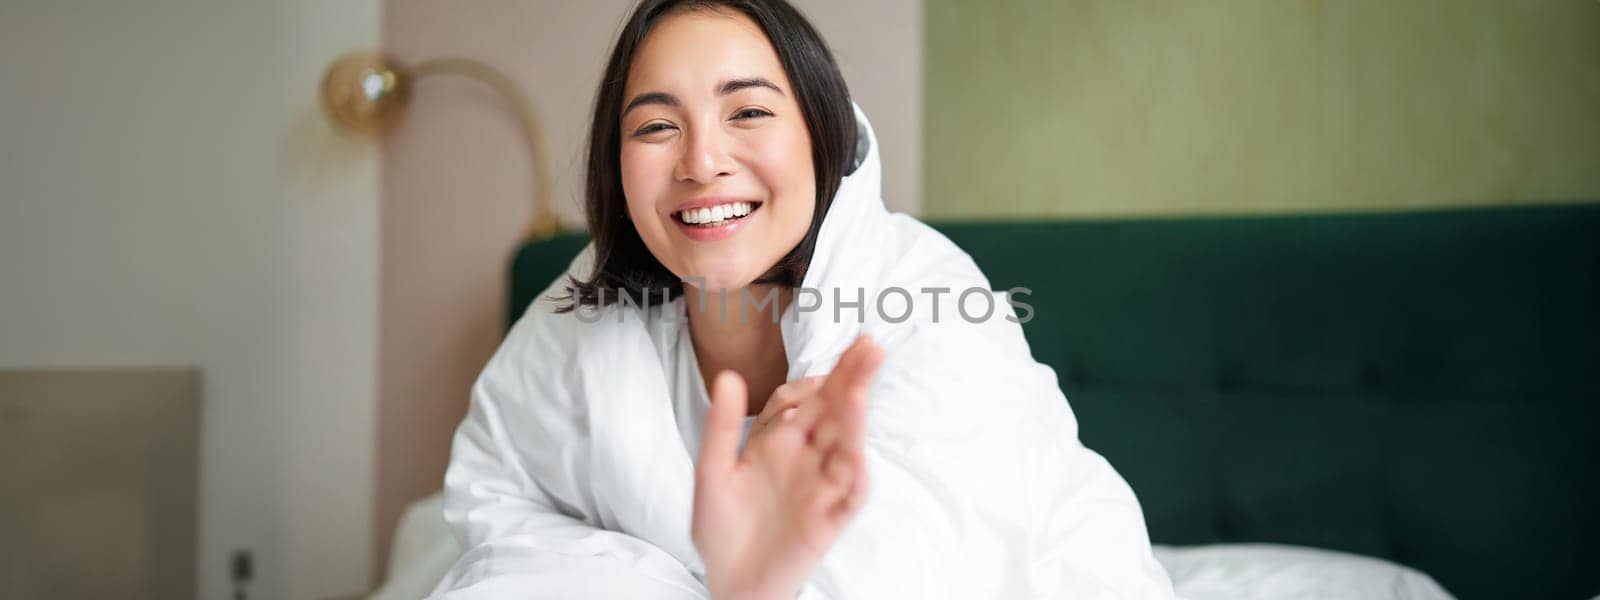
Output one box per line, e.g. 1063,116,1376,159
379,493,1457,600
426,104,1175,598
1153,545,1453,600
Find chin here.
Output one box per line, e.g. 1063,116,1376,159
681,261,763,293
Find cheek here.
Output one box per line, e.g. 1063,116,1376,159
619,146,668,220
618,145,686,273
620,146,679,252
752,133,816,234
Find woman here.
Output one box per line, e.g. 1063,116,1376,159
432,1,1174,598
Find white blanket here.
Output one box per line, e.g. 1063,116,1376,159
378,494,1456,600
430,104,1175,599
1153,544,1453,600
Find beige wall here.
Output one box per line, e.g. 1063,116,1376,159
802,0,924,216
376,0,922,579
0,1,380,598
925,0,1600,219
0,370,200,600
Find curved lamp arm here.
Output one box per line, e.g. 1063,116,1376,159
319,51,564,241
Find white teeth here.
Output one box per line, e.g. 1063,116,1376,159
679,202,758,225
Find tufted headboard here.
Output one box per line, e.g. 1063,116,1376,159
508,204,1600,600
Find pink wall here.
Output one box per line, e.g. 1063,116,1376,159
376,0,921,580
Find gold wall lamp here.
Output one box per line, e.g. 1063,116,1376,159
319,51,564,241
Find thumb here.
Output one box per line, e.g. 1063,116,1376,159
698,370,748,476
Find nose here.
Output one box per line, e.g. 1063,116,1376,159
673,121,736,184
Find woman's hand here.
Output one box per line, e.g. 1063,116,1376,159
746,375,823,441
691,336,885,600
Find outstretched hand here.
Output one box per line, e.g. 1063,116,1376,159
691,336,885,600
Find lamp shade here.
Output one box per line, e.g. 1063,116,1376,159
319,52,409,135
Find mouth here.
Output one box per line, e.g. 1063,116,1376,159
672,200,763,228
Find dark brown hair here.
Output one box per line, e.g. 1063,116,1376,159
561,0,857,310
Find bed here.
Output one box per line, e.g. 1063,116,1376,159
376,204,1599,599
369,492,1455,599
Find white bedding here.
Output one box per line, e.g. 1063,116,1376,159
369,492,1456,600
1153,544,1453,600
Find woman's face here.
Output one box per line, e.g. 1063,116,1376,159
619,9,816,293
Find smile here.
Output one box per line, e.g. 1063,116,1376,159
673,200,761,227
671,200,763,242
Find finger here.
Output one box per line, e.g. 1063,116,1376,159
748,407,797,442
697,370,748,476
810,412,843,451
796,374,826,391
807,448,853,515
754,395,796,428
828,451,871,522
820,336,885,408
756,376,824,427
822,447,854,487
823,337,882,454
778,374,825,395
761,406,799,429
786,385,830,433
836,369,871,456
793,338,884,434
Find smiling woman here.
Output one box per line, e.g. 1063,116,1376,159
565,0,856,308
617,16,816,289
429,1,1175,599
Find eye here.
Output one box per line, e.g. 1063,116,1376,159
732,107,773,120
633,121,675,137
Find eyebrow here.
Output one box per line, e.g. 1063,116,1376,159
621,77,785,118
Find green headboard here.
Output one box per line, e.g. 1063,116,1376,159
509,204,1600,600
